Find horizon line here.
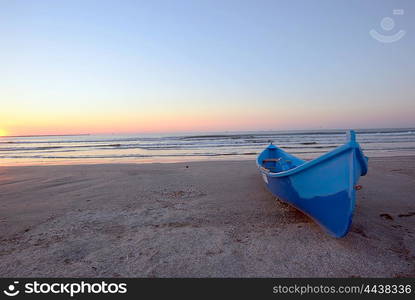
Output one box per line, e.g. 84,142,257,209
1,126,415,138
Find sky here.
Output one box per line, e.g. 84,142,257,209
1,0,414,136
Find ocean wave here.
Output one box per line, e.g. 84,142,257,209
1,128,415,163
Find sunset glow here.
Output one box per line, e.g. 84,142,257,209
1,0,414,136
0,129,7,137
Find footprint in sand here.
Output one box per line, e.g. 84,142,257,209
380,213,394,221
398,212,415,218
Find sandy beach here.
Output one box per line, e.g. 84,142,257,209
0,157,414,277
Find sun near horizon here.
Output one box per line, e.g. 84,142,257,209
0,129,8,137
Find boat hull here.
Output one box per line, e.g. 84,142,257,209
257,131,368,237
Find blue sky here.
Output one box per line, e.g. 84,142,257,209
1,0,414,135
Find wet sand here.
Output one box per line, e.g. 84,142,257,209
0,157,414,277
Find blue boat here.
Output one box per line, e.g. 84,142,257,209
257,130,368,237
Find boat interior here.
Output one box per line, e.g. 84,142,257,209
259,145,305,174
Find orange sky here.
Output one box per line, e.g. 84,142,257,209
2,102,415,137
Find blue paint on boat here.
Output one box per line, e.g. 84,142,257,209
257,130,368,238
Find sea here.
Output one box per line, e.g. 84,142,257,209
1,128,415,165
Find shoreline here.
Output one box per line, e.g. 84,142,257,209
2,155,415,168
1,158,414,277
